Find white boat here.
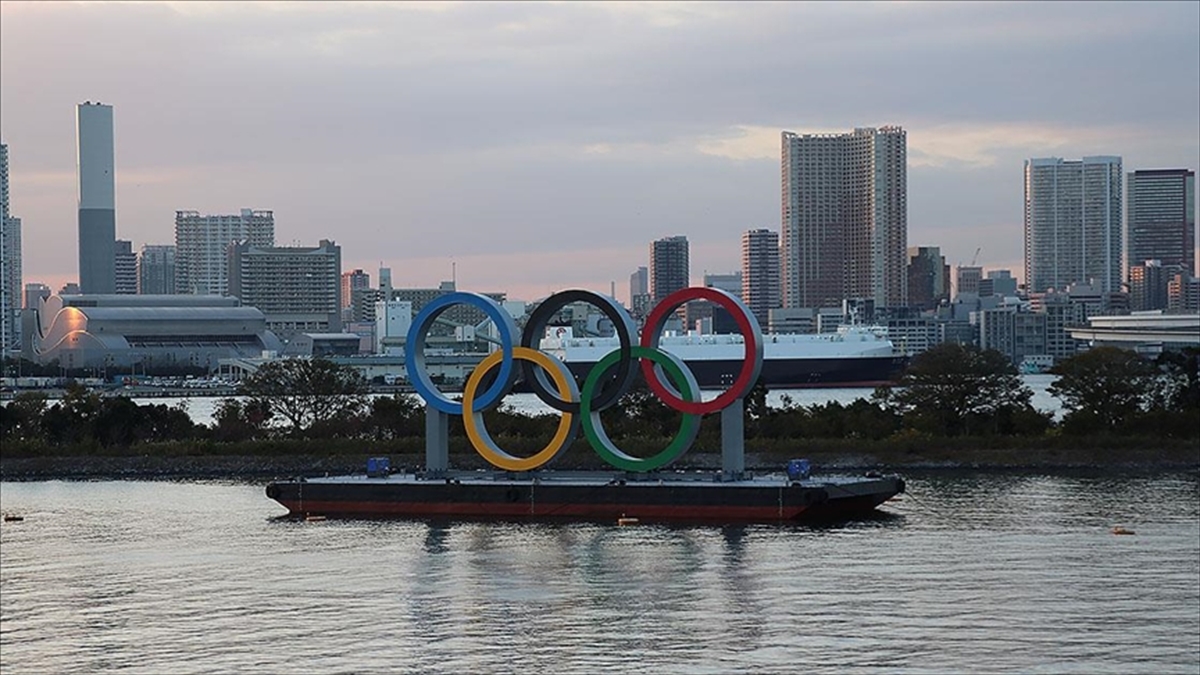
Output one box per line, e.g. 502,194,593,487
540,326,908,389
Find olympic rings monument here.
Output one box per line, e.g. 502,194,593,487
266,287,905,523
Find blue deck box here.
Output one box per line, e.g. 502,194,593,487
366,457,391,478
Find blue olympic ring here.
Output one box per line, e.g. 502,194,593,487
405,292,518,415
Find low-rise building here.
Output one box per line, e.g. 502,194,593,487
1068,312,1200,354
32,294,282,372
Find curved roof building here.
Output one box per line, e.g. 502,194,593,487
34,294,283,371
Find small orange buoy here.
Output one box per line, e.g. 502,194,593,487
1111,526,1135,535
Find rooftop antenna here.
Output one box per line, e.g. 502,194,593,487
452,261,456,288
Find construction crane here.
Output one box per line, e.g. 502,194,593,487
970,247,981,267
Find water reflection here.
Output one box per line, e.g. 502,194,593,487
1,476,1196,675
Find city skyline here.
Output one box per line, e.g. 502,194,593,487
1,1,1198,303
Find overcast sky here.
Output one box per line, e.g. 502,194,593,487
2,1,1197,303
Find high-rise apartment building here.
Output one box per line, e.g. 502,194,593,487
906,246,949,310
1127,169,1196,278
341,269,370,310
781,126,907,310
740,228,779,328
175,209,274,295
228,238,341,336
4,215,21,322
650,235,689,305
1129,260,1169,311
138,244,176,295
77,102,117,294
955,265,983,297
0,142,19,355
0,143,7,356
1024,156,1123,294
114,239,138,295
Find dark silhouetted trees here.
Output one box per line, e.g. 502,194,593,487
238,358,368,437
1050,346,1196,436
888,343,1049,436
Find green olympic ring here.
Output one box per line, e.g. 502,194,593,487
580,346,702,472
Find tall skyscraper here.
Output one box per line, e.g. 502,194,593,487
0,142,7,224
0,142,19,355
114,239,138,294
1024,156,1123,294
781,126,907,310
77,102,117,294
175,209,274,295
0,143,7,355
650,235,689,305
906,246,949,310
138,244,176,295
741,228,779,328
1127,169,1196,278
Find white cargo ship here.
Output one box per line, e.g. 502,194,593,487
540,326,907,389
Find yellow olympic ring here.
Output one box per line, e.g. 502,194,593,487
461,346,580,472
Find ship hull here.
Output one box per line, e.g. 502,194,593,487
564,354,908,390
265,472,905,524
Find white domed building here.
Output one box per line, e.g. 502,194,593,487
32,294,283,372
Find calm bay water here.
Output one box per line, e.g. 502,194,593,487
141,374,1065,427
2,472,1197,674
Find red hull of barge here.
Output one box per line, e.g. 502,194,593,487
265,473,905,524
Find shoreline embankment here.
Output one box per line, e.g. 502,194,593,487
3,447,1196,482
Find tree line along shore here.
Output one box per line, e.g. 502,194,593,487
1,344,1197,480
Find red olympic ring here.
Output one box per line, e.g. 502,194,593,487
639,286,763,416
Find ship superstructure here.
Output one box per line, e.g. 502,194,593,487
541,325,906,389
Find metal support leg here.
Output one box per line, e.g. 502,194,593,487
720,399,745,481
425,405,449,477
